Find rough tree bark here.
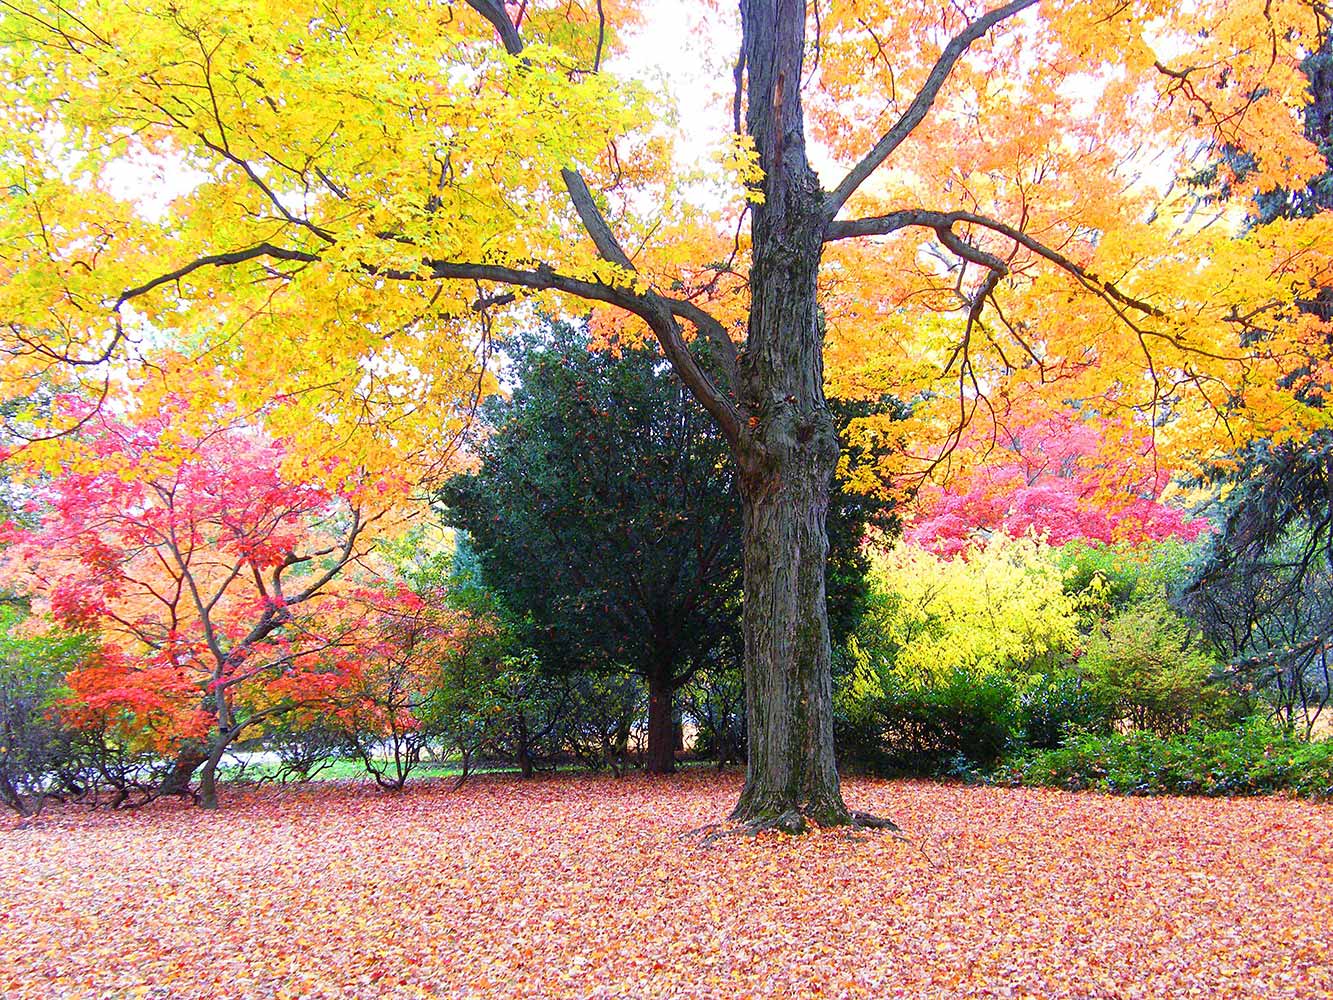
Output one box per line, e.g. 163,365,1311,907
157,742,208,798
726,0,851,832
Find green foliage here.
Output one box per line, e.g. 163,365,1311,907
824,395,902,653
837,661,1019,775
440,321,894,772
439,319,743,700
1057,541,1145,611
1079,596,1242,736
1058,538,1199,617
996,718,1333,799
1016,669,1113,750
680,667,746,768
0,607,95,814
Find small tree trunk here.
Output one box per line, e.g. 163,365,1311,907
644,672,676,774
197,733,235,810
158,742,208,797
516,712,534,779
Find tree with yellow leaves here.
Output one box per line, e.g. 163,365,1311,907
1,0,1329,830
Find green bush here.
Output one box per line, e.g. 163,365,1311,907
1017,669,1113,749
1058,539,1198,615
994,717,1333,798
0,609,97,815
1079,595,1241,735
1058,541,1145,611
837,664,1019,775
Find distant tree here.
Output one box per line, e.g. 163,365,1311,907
1181,438,1333,734
1180,31,1333,735
440,322,743,774
332,586,489,790
906,404,1205,557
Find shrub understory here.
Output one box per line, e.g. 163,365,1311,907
985,719,1333,798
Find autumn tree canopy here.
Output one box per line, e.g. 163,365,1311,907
1,0,1330,829
905,403,1206,555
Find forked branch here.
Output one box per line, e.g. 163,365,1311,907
825,208,1166,321
823,0,1040,220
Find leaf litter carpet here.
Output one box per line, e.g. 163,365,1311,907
1,772,1329,999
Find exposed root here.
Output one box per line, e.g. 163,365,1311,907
685,806,904,845
849,809,901,832
748,808,809,836
679,821,728,844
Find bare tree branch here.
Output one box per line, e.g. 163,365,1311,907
823,0,1040,220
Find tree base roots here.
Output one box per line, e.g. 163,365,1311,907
688,805,901,843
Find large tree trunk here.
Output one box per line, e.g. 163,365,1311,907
731,435,846,828
728,0,852,831
644,672,676,774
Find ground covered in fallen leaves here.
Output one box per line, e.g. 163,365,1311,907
2,772,1329,999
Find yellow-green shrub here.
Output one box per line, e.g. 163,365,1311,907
854,534,1083,682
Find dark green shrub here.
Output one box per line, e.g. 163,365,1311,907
995,717,1333,798
1017,670,1113,749
0,610,97,815
837,664,1019,775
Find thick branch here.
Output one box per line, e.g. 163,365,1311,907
823,0,1040,220
114,243,317,309
561,168,633,269
825,208,1166,320
465,0,523,56
420,273,740,441
934,225,1009,276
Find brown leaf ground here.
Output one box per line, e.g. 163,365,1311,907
1,772,1329,999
